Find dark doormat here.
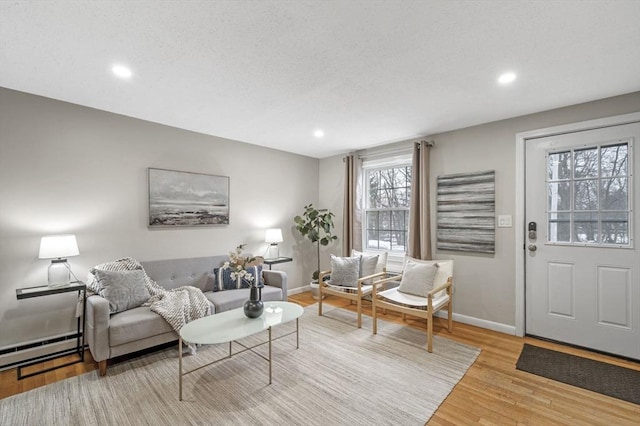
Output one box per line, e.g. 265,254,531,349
516,344,640,405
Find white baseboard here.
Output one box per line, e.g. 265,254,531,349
291,286,517,336
288,285,311,296
435,311,516,335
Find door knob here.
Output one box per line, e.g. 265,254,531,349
528,244,537,252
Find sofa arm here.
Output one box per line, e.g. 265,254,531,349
85,295,111,362
263,270,288,301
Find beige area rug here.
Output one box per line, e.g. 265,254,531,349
0,305,480,426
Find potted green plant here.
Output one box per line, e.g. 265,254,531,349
294,203,338,299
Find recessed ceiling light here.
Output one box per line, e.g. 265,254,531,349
112,64,132,79
498,72,516,85
314,130,324,138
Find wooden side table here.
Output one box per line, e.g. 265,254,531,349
263,257,293,270
15,281,86,380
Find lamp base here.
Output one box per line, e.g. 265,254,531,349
48,259,70,287
268,243,280,259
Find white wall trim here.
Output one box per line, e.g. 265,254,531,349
514,111,640,338
434,311,516,335
292,287,517,335
288,285,310,296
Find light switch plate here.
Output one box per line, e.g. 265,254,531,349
498,215,512,228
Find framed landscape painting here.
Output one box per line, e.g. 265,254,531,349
148,168,229,227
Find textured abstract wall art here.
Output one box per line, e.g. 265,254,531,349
148,168,229,227
436,170,495,253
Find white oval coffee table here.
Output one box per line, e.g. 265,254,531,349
178,301,304,400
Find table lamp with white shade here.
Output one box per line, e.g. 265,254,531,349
265,228,283,258
38,234,79,287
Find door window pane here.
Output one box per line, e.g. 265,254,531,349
574,179,598,210
601,212,629,245
573,212,598,243
600,178,628,210
548,151,571,180
574,147,598,178
548,182,571,211
548,212,571,242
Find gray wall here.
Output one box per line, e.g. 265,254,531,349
0,88,319,350
319,92,640,328
2,87,638,353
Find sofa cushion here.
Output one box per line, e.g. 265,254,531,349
205,286,282,313
109,306,174,347
91,269,151,314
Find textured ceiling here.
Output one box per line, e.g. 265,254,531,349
1,1,639,158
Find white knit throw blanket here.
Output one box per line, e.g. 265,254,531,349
85,257,212,354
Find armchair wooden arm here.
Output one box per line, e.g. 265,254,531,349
427,277,452,300
372,274,402,294
318,267,388,329
318,270,332,287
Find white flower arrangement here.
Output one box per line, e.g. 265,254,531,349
223,244,264,287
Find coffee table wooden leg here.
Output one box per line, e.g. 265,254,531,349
296,318,299,349
179,337,183,401
268,326,272,385
229,341,232,358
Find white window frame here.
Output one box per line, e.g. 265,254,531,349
361,154,413,260
545,138,633,248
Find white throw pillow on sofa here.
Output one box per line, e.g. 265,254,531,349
91,269,151,314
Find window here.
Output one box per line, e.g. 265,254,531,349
363,161,412,253
547,140,632,246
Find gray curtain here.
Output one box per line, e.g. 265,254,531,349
343,153,363,256
408,141,432,260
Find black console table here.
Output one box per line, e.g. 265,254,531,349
263,257,293,270
15,281,86,380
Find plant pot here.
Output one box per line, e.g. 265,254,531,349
310,281,325,300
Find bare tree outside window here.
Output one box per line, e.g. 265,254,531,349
365,165,411,252
547,141,630,246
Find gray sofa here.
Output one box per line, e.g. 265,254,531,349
85,255,288,376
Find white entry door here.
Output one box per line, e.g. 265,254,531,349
525,121,640,360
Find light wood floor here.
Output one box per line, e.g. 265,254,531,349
2,292,639,425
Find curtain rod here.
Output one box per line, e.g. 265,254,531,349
354,139,435,160
417,140,435,148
